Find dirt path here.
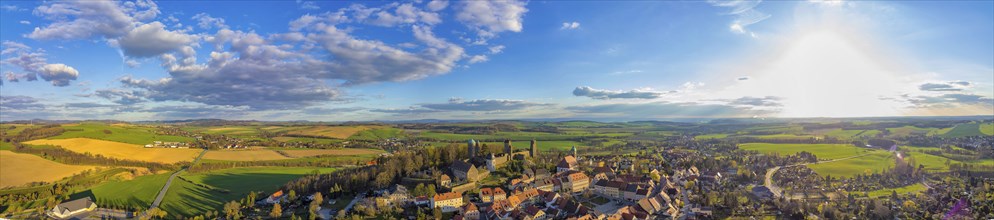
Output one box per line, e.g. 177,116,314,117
149,148,208,210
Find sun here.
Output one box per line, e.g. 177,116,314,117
725,31,911,118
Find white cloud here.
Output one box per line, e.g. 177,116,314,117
456,0,528,42
366,3,442,27
117,22,197,57
299,1,320,10
488,45,505,54
1,41,80,86
573,86,671,99
192,13,228,29
427,0,449,11
19,20,30,25
37,63,79,86
708,0,770,36
27,1,136,40
468,55,488,63
560,21,580,30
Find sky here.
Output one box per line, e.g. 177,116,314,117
1,0,992,121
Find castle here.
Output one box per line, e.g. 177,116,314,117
451,139,539,182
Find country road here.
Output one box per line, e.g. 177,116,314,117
764,154,871,199
149,148,208,210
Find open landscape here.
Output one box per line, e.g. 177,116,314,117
1,0,993,219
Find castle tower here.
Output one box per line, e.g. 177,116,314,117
468,139,477,157
503,139,512,155
530,139,537,157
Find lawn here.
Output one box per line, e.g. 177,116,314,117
864,183,926,198
941,123,984,137
159,167,337,218
25,138,202,164
0,150,99,188
52,123,192,145
78,172,172,209
739,143,874,160
203,149,292,161
806,151,894,178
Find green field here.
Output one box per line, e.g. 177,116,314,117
806,151,894,178
77,172,172,209
941,123,985,137
886,126,938,136
52,123,193,145
980,123,994,136
694,133,730,140
348,127,406,140
739,143,874,160
272,136,343,144
740,134,818,141
864,183,926,198
160,167,337,217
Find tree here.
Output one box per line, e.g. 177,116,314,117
650,172,661,182
427,184,437,197
289,190,298,201
224,200,242,219
142,207,167,220
433,207,442,220
270,203,283,218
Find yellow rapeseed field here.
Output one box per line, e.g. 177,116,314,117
203,149,291,161
24,138,201,164
0,150,99,188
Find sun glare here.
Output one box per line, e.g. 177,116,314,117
731,31,910,118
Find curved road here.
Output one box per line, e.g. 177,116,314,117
149,149,208,210
764,154,871,199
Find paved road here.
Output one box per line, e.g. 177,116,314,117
342,191,366,214
764,154,871,199
149,149,208,210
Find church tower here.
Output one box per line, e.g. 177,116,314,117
530,139,537,157
503,139,512,155
468,139,476,157
570,146,577,157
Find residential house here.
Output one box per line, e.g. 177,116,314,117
48,197,97,219
432,192,464,212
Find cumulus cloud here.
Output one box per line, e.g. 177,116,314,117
468,55,489,63
572,86,671,100
427,0,449,11
363,3,442,27
1,41,79,86
419,98,552,112
27,1,136,40
708,0,770,36
145,104,249,119
560,21,580,30
566,102,776,118
116,22,197,57
37,64,79,86
192,13,228,29
918,81,971,92
456,0,528,42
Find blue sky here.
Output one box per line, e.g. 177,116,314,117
1,0,992,121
